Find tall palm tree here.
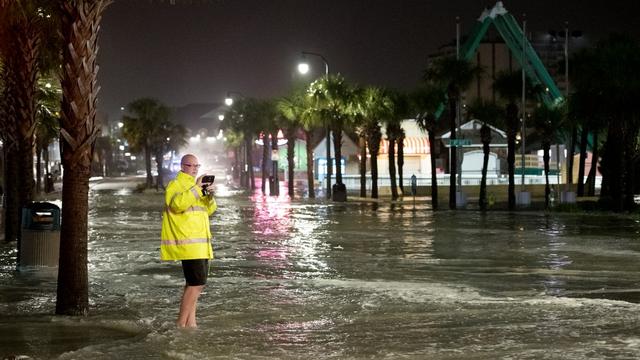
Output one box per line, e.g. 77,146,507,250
493,71,522,211
56,0,112,316
352,86,393,199
308,74,353,201
388,90,411,197
0,0,59,247
0,62,21,244
277,89,316,198
467,99,503,210
385,117,402,200
424,56,480,209
412,85,446,210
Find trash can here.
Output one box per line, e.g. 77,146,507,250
20,202,61,267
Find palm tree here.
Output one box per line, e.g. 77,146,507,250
532,104,564,209
151,122,187,190
56,0,112,316
493,71,522,211
424,56,480,209
0,64,21,243
388,90,411,197
277,89,316,198
308,74,353,201
224,98,266,190
352,86,393,199
385,117,402,200
0,0,59,246
122,98,172,188
412,85,446,210
467,99,503,210
222,129,243,181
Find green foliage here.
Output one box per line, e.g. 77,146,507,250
122,97,186,156
35,75,61,150
424,56,481,100
307,74,354,128
466,99,505,129
277,87,318,132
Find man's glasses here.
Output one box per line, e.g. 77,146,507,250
182,163,201,168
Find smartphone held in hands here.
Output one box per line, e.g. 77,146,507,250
201,175,215,196
201,175,215,185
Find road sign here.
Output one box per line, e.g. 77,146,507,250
449,139,472,146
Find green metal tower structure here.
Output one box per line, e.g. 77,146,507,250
436,1,564,118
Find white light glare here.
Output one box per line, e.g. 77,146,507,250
297,62,310,74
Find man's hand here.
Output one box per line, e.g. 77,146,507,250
203,183,215,196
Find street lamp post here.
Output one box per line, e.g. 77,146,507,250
297,51,332,199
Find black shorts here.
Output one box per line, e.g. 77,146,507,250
181,259,209,286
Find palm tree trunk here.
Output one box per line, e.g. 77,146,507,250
428,123,438,210
368,127,381,199
56,0,112,316
567,125,577,185
359,135,366,198
287,130,295,198
586,132,599,197
57,165,90,315
144,144,152,188
2,146,20,244
577,127,589,196
448,99,457,210
155,151,164,190
304,130,315,198
603,116,624,211
13,14,40,218
333,123,343,185
388,136,398,200
36,147,42,194
248,138,255,190
397,133,405,196
543,142,551,209
261,135,268,194
233,146,240,180
480,141,490,211
271,131,279,196
623,123,639,211
1,66,21,244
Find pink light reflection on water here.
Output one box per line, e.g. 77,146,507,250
250,190,294,272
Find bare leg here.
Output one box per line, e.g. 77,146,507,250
177,285,204,328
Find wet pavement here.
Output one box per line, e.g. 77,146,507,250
1,179,640,359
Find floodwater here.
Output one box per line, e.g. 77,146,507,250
1,183,640,359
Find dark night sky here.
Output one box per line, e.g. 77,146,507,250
97,0,639,121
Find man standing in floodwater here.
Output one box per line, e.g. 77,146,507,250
160,154,217,328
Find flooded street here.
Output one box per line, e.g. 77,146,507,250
1,184,640,359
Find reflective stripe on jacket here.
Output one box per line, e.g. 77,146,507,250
160,171,217,260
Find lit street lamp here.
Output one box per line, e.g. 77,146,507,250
297,51,332,199
225,91,244,106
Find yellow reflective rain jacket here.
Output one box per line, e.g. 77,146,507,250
161,171,217,260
